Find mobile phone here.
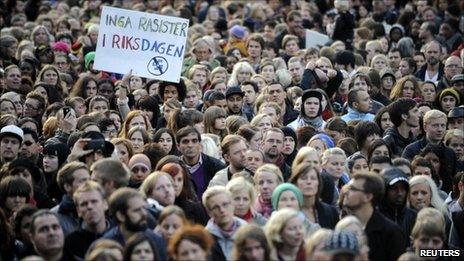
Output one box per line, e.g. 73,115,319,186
63,107,71,117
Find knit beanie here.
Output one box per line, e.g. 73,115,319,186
271,183,304,210
309,133,335,149
84,51,96,71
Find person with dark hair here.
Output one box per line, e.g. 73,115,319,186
103,188,167,259
379,167,417,247
369,155,392,174
383,98,420,157
354,120,382,157
135,95,160,128
176,126,225,199
341,88,375,123
0,176,31,219
14,204,38,258
64,181,111,260
97,117,118,140
123,232,160,261
158,79,187,103
19,128,42,165
343,172,406,261
51,161,90,236
152,128,178,155
29,210,73,260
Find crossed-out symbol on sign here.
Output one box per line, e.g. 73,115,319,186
147,56,169,76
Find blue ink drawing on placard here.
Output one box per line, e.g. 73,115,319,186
147,56,168,76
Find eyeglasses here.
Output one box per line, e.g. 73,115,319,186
348,186,366,193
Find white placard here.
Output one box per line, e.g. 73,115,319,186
305,29,330,49
94,6,189,83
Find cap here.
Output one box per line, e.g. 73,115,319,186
379,68,395,79
225,86,244,99
0,125,24,143
451,74,464,84
230,25,245,39
52,41,70,54
448,106,464,118
382,167,409,187
324,231,359,256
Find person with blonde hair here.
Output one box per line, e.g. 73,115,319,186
265,208,306,260
411,208,447,258
253,164,284,218
202,186,247,260
188,64,209,91
305,228,333,260
321,148,348,205
370,54,389,72
365,40,382,65
250,113,273,134
335,216,370,260
291,147,321,171
140,171,176,219
226,176,267,225
228,61,256,88
444,129,464,161
408,175,448,216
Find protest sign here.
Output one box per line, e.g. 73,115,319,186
305,29,330,49
94,6,189,83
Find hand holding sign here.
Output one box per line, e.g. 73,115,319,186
94,7,189,83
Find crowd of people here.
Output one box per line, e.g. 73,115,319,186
0,0,464,260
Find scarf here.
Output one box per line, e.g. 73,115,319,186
297,116,324,131
216,218,240,239
254,195,273,218
240,209,254,222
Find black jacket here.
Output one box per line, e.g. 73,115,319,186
415,63,445,82
383,127,415,158
315,201,339,229
300,68,343,99
379,204,417,247
175,197,209,225
64,222,112,260
201,153,227,185
365,210,406,261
